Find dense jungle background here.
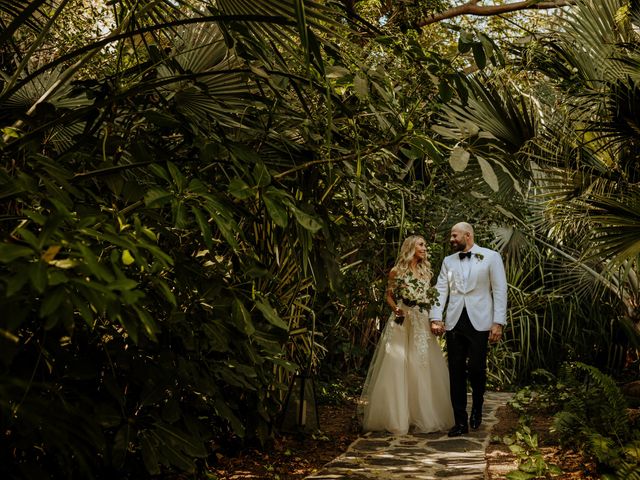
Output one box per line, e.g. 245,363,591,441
1,0,640,478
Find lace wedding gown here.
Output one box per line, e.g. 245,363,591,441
359,273,454,435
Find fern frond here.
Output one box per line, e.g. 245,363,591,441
556,362,629,438
552,410,586,447
587,432,620,465
569,362,631,439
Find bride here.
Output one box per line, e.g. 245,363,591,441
360,235,454,435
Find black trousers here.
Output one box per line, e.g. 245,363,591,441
446,308,490,425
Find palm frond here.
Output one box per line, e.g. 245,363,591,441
590,77,640,151
215,0,344,73
0,0,52,43
562,0,634,83
155,23,256,129
438,76,538,151
2,67,91,111
587,192,640,265
433,75,538,196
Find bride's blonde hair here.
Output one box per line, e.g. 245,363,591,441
391,235,432,280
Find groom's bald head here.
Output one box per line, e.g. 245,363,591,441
452,222,474,239
450,222,474,252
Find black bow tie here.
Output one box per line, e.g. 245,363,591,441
459,251,472,260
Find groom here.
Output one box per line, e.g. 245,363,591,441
430,222,508,437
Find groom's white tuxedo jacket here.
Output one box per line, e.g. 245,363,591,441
430,245,508,331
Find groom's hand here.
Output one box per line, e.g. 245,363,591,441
489,323,503,343
430,321,445,336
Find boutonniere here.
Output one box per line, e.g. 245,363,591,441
474,253,484,261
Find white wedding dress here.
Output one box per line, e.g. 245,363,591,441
359,274,454,435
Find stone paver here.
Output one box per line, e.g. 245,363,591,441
306,391,513,480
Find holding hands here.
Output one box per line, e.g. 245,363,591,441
430,320,445,336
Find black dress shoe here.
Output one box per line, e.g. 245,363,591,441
447,423,469,437
470,408,482,430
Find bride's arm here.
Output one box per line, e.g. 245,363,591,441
385,269,403,317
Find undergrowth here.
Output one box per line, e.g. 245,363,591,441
504,362,640,480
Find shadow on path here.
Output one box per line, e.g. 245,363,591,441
306,391,513,480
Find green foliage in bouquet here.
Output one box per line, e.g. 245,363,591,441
394,272,440,314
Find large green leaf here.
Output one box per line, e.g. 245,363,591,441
154,422,207,458
0,244,34,262
144,188,173,207
192,207,213,251
233,298,255,335
290,205,322,233
140,432,161,475
254,297,288,330
112,424,132,468
263,187,290,227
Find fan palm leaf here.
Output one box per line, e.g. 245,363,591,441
560,0,635,82
2,1,342,144
216,0,341,62
587,193,640,265
155,23,256,129
432,75,538,200
0,0,52,44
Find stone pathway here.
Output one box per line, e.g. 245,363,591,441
306,391,513,480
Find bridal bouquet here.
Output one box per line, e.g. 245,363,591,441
395,275,440,313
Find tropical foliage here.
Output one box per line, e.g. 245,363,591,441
507,364,640,479
1,0,639,478
0,0,467,477
431,0,640,381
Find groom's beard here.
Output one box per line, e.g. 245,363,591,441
451,241,466,252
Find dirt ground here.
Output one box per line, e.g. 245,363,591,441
208,397,602,479
208,401,361,479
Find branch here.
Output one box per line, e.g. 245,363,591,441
273,139,403,180
418,0,576,27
